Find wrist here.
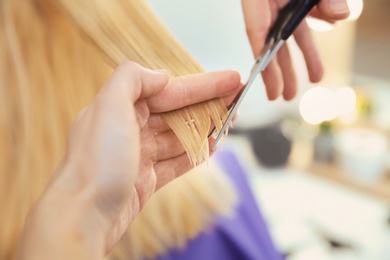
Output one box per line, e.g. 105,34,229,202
19,163,110,259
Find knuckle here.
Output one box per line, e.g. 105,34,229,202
116,61,143,82
113,61,143,97
118,61,139,71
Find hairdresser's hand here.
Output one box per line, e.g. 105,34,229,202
19,62,241,260
242,0,350,100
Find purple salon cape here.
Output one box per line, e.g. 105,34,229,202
153,150,282,260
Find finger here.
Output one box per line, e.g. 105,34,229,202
154,131,186,161
317,0,350,20
149,114,170,133
148,83,244,133
277,0,290,6
276,44,298,100
260,0,290,101
261,59,284,100
146,70,241,113
309,8,337,23
241,0,272,56
232,109,239,123
208,136,219,156
294,21,324,83
154,153,192,191
271,0,282,22
221,82,244,107
101,62,169,103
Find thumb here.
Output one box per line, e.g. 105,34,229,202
102,62,169,103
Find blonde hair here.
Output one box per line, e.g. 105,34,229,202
0,0,236,259
56,0,229,165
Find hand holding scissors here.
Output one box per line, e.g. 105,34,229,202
211,0,350,150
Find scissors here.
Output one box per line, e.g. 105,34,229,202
210,0,320,151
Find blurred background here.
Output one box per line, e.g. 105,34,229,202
149,0,390,259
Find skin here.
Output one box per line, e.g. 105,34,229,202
18,62,242,259
242,0,350,100
19,1,351,258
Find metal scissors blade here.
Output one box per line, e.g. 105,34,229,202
209,0,320,151
209,40,284,151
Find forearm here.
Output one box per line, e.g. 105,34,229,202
18,172,109,260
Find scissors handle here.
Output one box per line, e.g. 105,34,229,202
267,0,320,43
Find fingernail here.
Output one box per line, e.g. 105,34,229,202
329,0,349,14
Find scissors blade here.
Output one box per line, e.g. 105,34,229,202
209,0,320,152
210,39,285,151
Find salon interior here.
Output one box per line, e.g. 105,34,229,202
150,0,390,259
